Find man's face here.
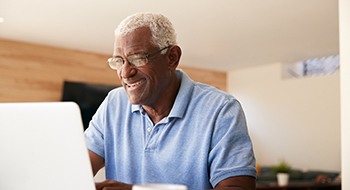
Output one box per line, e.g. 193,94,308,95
113,27,172,106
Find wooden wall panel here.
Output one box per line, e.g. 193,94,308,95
179,66,226,90
0,39,226,102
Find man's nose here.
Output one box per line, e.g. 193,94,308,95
120,61,136,78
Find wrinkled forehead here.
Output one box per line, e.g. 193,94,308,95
113,27,154,54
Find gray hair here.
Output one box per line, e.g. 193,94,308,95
115,12,177,50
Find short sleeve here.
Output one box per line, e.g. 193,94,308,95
209,99,256,187
84,98,108,158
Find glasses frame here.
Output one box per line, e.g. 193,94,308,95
107,46,171,70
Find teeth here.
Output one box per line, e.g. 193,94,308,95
127,80,143,88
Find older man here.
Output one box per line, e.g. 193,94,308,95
85,12,256,190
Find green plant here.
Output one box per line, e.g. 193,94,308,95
272,159,291,173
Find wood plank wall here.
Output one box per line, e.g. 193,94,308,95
0,39,226,102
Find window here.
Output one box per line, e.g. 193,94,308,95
283,54,339,78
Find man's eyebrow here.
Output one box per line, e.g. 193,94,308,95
128,51,147,56
112,49,147,58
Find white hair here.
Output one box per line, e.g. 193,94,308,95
115,12,177,50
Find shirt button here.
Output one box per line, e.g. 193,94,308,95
147,127,152,133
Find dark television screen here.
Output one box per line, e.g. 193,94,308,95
61,81,118,130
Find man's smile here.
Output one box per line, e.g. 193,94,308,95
124,79,146,90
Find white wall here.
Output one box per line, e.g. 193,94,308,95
339,0,350,188
228,63,340,172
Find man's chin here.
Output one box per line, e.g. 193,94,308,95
126,88,149,105
126,94,142,105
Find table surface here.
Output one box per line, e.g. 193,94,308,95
256,181,341,190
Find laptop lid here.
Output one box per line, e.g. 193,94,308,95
0,102,95,190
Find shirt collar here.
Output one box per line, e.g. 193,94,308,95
168,69,194,118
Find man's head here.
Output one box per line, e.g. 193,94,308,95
115,12,177,49
110,13,182,108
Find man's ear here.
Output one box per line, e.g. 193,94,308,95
167,45,182,69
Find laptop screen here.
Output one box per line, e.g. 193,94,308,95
0,102,95,190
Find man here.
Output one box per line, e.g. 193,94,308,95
85,12,256,190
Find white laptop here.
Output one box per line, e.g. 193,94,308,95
0,102,96,190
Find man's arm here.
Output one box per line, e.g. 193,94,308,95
89,150,133,190
215,176,256,190
89,150,105,176
89,150,255,190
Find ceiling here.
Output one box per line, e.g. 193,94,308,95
0,0,339,72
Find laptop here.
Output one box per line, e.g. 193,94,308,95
0,102,96,190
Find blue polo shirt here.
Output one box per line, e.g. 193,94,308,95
85,70,256,190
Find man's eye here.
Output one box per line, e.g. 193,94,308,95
129,54,147,65
115,57,124,64
132,58,147,65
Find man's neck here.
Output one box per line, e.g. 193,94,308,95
142,75,181,125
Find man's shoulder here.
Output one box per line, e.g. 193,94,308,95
107,86,127,99
102,87,130,109
192,82,235,102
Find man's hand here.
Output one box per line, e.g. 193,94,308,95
95,180,133,190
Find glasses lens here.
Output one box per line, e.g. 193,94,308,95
107,57,124,70
128,54,148,67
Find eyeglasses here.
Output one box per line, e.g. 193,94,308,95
107,46,171,70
